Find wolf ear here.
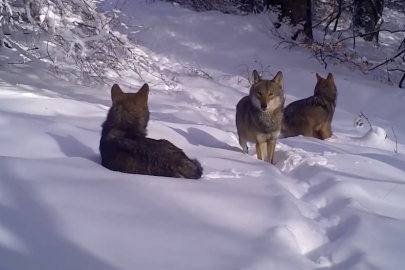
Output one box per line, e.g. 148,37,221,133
326,73,334,82
251,70,261,84
111,84,124,103
136,83,149,104
272,71,283,86
316,73,323,82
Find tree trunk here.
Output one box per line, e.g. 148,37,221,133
304,0,313,40
353,0,384,44
265,0,307,26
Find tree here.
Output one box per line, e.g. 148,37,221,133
303,0,313,40
265,0,307,27
0,0,148,83
353,0,384,43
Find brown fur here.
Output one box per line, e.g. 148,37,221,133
281,73,338,140
99,83,203,179
235,70,285,164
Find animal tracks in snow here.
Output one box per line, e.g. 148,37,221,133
267,140,367,268
274,142,336,173
192,129,403,269
203,138,348,267
204,168,263,179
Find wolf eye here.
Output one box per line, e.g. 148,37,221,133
257,91,262,96
268,93,274,97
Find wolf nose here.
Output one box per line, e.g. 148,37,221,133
261,104,267,110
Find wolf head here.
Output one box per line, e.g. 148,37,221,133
104,83,150,137
314,73,337,104
249,70,284,112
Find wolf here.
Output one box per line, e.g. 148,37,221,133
281,73,338,140
99,83,203,179
235,70,285,164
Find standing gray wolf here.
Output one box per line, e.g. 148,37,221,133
235,70,285,164
99,83,203,179
281,73,338,140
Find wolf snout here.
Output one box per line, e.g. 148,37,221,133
260,104,267,111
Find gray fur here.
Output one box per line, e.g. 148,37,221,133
281,73,338,140
235,70,285,164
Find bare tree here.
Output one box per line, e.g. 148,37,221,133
353,0,384,44
0,0,162,84
304,0,313,40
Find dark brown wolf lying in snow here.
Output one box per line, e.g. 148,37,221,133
99,83,203,179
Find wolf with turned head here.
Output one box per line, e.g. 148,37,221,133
235,70,285,164
99,83,203,179
281,73,338,140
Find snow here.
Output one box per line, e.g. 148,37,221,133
1,0,405,269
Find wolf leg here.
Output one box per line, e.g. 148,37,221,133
266,139,276,164
255,142,266,161
312,130,323,139
318,123,333,140
298,124,317,138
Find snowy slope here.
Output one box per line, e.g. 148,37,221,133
1,1,405,270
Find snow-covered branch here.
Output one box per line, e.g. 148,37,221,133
0,0,157,84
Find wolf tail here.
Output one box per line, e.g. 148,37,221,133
176,158,203,180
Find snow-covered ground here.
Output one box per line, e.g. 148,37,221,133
1,1,405,269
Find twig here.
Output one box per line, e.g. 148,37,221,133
332,0,343,32
400,73,405,89
8,60,33,65
383,183,399,200
359,111,372,129
391,126,398,153
387,68,405,88
335,28,405,46
235,57,273,87
369,48,405,71
235,63,252,86
175,60,214,80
